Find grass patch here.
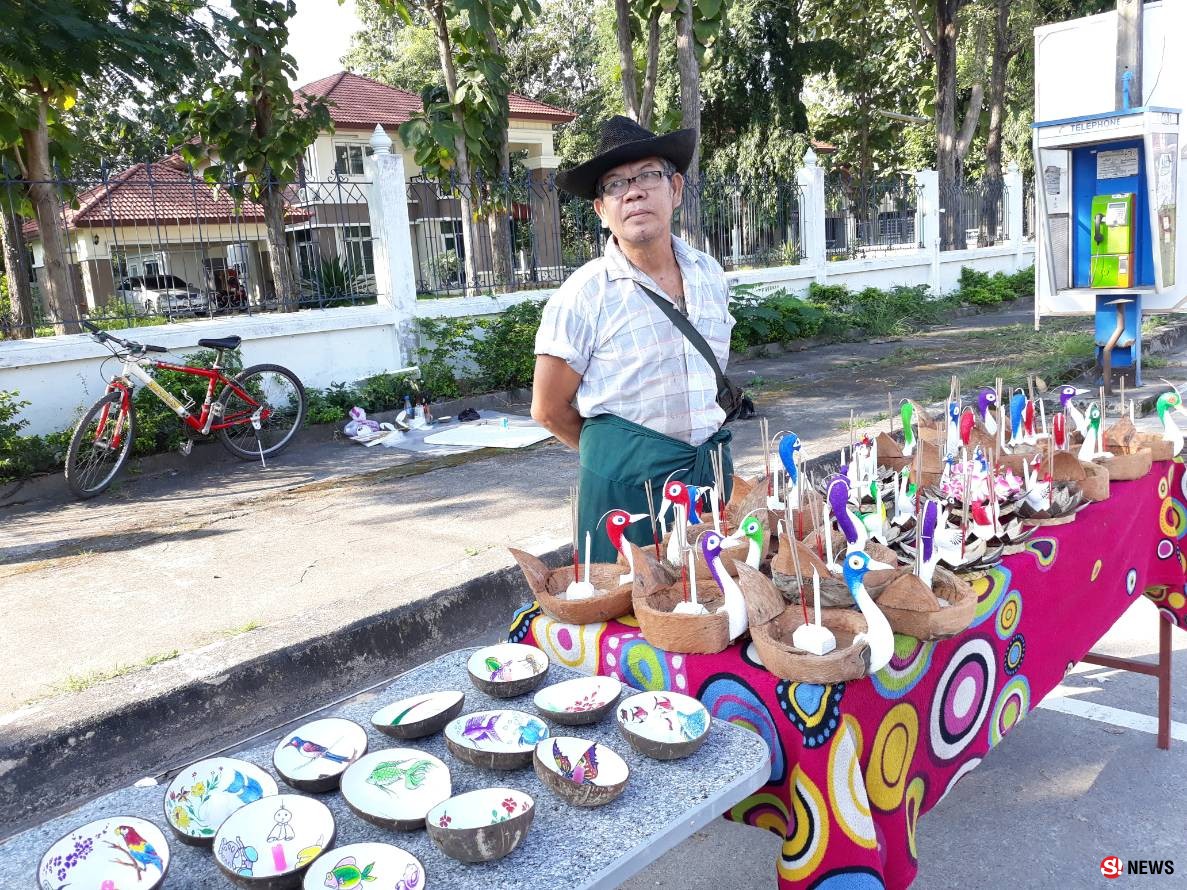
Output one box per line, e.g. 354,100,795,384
844,411,890,432
52,649,180,694
222,619,262,638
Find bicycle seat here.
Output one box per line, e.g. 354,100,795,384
198,336,242,351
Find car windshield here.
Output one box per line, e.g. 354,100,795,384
144,275,190,289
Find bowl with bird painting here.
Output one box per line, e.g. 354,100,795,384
426,787,535,863
533,675,622,726
533,736,630,807
340,749,452,830
444,709,550,769
302,842,424,890
272,717,368,793
466,643,550,698
163,756,278,845
371,690,466,740
213,794,335,889
616,690,711,760
37,816,171,890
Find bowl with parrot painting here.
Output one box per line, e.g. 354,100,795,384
163,756,279,845
340,749,452,830
371,690,466,740
302,842,425,890
272,717,368,793
466,643,550,698
616,690,711,760
444,709,551,769
214,793,335,889
425,787,535,863
37,816,171,890
533,675,622,725
533,736,630,807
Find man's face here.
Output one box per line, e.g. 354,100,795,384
593,156,684,247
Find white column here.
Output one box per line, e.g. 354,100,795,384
914,169,941,295
366,124,419,367
1005,160,1025,266
797,147,827,285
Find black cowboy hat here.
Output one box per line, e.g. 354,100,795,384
555,115,696,200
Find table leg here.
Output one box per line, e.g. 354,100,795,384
1081,613,1173,750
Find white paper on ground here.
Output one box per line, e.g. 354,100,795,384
423,417,553,449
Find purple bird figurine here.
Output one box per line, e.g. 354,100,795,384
827,476,860,546
976,387,998,434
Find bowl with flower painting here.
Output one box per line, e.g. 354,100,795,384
272,717,368,793
301,842,425,890
340,749,452,830
444,709,550,769
425,788,534,863
213,794,335,889
163,756,278,846
372,690,466,740
533,675,622,726
37,816,170,890
466,643,549,698
616,690,711,760
533,736,630,807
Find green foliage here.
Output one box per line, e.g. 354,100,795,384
729,284,831,350
304,371,423,425
131,349,242,457
469,299,545,391
0,389,70,481
415,316,471,399
954,265,1033,306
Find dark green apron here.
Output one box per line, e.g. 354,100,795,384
578,414,733,564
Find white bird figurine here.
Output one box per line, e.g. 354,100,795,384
1022,457,1051,513
1078,403,1112,461
892,467,916,527
842,550,894,673
1157,389,1187,455
701,531,749,640
658,476,696,566
861,480,890,546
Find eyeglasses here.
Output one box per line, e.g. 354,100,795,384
598,169,671,198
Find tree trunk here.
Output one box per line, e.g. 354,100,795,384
432,1,479,294
934,0,960,250
984,0,1009,183
261,181,297,310
0,190,35,338
639,9,661,128
484,27,515,291
22,99,78,334
614,0,641,120
675,0,701,249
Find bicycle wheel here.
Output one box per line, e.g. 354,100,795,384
215,363,306,460
64,391,136,498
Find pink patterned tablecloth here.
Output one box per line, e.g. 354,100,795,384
509,460,1187,889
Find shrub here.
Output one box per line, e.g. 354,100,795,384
470,299,545,391
0,390,71,482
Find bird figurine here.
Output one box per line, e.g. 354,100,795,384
659,476,696,566
724,513,766,569
777,432,802,510
1059,385,1089,434
552,740,599,785
917,499,940,588
283,736,353,766
116,824,165,875
861,479,890,546
946,400,962,455
1008,390,1027,447
1022,456,1052,513
1157,389,1187,455
700,530,749,640
892,467,916,527
602,508,648,584
842,550,894,673
900,400,916,456
1052,410,1067,450
1078,403,1112,460
959,406,975,451
976,387,998,434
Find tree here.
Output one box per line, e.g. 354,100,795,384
612,0,668,128
343,1,441,95
180,0,331,312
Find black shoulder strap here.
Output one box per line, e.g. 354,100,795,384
637,283,729,391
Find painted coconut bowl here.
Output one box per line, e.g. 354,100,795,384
425,788,534,863
616,690,710,760
444,709,550,770
341,749,452,830
164,756,278,845
213,794,335,889
533,736,629,807
38,816,170,890
301,842,425,890
272,717,368,793
533,675,622,726
371,691,466,740
466,643,549,698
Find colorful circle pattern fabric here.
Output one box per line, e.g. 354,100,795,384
535,614,607,675
507,601,542,643
995,590,1022,639
1158,539,1176,560
969,566,1011,628
827,716,877,850
928,637,995,761
606,636,687,692
989,675,1031,747
870,635,935,700
780,765,830,884
1004,633,1025,675
699,674,787,786
1126,568,1139,597
904,775,927,862
866,703,919,812
777,680,846,749
1160,496,1187,539
807,867,887,889
1023,537,1057,571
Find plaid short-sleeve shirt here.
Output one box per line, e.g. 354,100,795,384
534,234,735,446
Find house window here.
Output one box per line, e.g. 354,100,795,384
334,144,373,176
440,220,465,259
293,229,318,280
342,225,374,277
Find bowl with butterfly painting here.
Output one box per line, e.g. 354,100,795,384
466,643,549,698
340,749,452,830
301,842,424,890
213,794,335,889
37,816,171,890
163,756,278,845
533,736,630,807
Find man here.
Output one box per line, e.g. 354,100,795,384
532,115,735,563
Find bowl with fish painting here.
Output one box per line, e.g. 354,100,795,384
466,643,549,698
340,749,451,830
164,756,278,845
213,794,335,889
533,736,630,807
425,787,534,863
372,690,466,740
443,709,550,770
533,675,622,726
302,842,425,890
37,816,171,890
272,717,368,793
616,690,711,760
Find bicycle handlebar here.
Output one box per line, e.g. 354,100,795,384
82,320,167,354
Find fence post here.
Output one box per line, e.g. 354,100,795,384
797,147,827,285
914,169,942,295
1005,160,1025,268
366,125,420,367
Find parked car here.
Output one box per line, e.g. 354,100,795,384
113,275,211,317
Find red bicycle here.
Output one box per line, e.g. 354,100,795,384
65,321,307,498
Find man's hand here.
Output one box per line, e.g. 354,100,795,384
531,355,584,450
